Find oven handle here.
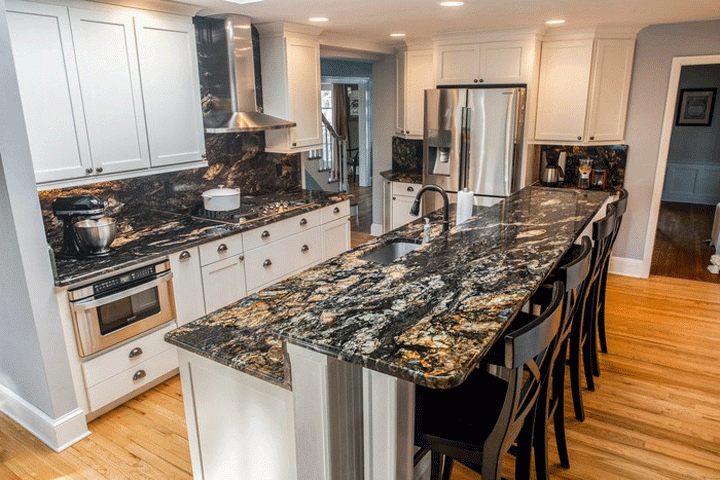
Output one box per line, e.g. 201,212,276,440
71,271,173,312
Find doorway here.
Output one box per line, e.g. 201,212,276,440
648,61,720,283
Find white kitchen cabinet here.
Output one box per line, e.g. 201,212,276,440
435,40,528,86
322,217,351,261
5,0,92,183
68,6,150,175
387,181,423,230
534,37,635,143
169,247,206,326
383,179,393,234
396,49,434,138
134,12,205,168
259,24,322,153
201,255,248,314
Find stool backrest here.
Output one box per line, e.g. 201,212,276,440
557,236,593,343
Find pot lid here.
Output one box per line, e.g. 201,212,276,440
202,185,240,197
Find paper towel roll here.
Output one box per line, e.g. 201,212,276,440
456,188,473,226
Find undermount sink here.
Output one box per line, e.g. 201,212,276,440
359,239,421,265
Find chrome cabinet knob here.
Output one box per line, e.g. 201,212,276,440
263,259,272,268
129,347,143,359
179,250,191,261
577,136,582,140
300,218,308,226
333,207,340,214
133,370,146,381
96,167,103,173
407,186,414,192
85,168,94,174
261,230,270,239
217,243,228,253
301,244,309,252
292,142,297,147
473,78,479,83
589,136,595,140
238,254,244,262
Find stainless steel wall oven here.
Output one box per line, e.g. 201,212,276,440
68,260,175,357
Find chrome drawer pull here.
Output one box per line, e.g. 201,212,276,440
407,186,414,192
261,230,270,239
301,245,309,252
263,259,272,268
179,250,191,261
217,243,228,253
129,347,143,359
333,207,340,214
239,254,244,262
300,218,308,226
133,370,146,381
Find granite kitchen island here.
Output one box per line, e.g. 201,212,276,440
165,186,609,480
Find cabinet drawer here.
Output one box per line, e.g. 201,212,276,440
86,347,178,412
199,233,243,266
392,182,422,197
245,226,321,291
242,209,320,251
201,255,247,313
82,322,176,388
319,201,350,224
168,246,205,326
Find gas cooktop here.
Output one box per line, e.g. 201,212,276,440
190,197,314,224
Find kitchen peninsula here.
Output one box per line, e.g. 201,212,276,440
165,186,608,480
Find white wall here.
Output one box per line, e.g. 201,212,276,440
0,0,78,419
614,20,720,262
371,54,395,229
666,63,720,166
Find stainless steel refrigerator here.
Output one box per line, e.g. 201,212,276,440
423,87,525,213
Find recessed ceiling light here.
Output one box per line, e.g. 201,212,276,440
309,17,329,22
440,1,464,6
545,19,566,25
390,33,406,37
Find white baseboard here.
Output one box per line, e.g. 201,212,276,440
609,256,647,278
0,383,90,452
370,223,384,236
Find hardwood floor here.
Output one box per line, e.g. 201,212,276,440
2,274,719,479
348,183,373,234
651,201,719,283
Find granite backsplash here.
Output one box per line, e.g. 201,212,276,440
38,132,301,243
392,136,423,173
538,144,627,189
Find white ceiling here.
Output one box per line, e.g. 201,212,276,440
191,0,720,46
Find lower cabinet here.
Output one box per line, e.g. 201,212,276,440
385,181,423,231
322,217,351,260
201,254,248,313
169,247,205,326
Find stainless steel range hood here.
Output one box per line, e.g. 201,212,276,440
198,15,295,133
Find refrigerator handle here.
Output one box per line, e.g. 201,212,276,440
503,92,517,196
461,106,471,190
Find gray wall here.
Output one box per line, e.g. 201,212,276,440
372,55,396,228
0,0,78,418
321,58,373,77
666,64,720,165
614,20,720,262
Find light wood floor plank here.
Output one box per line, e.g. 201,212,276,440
1,274,719,479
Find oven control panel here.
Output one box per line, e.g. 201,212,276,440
69,260,171,302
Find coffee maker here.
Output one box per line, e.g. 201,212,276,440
52,196,106,258
540,151,565,187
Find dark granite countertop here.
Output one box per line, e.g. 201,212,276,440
380,170,423,184
50,190,348,287
165,186,608,390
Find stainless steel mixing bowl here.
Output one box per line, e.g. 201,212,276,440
75,217,117,255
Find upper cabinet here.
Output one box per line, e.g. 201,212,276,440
435,39,531,85
533,32,636,144
396,48,434,138
6,0,205,186
258,24,322,153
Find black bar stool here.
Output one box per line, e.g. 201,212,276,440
597,188,628,355
414,282,564,480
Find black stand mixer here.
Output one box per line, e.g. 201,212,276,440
52,196,106,258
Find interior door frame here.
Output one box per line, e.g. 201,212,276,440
643,54,720,277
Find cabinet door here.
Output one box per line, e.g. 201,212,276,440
5,1,92,183
201,256,247,314
69,7,150,174
383,180,392,233
396,51,406,134
534,40,593,142
405,50,434,136
584,39,635,143
391,195,418,230
479,41,525,84
168,247,205,326
436,43,481,85
286,34,321,148
135,13,205,168
322,216,350,260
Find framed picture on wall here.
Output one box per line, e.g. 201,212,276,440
676,88,716,126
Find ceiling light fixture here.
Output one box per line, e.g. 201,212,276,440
309,17,329,22
440,1,464,6
390,33,406,37
545,19,566,25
